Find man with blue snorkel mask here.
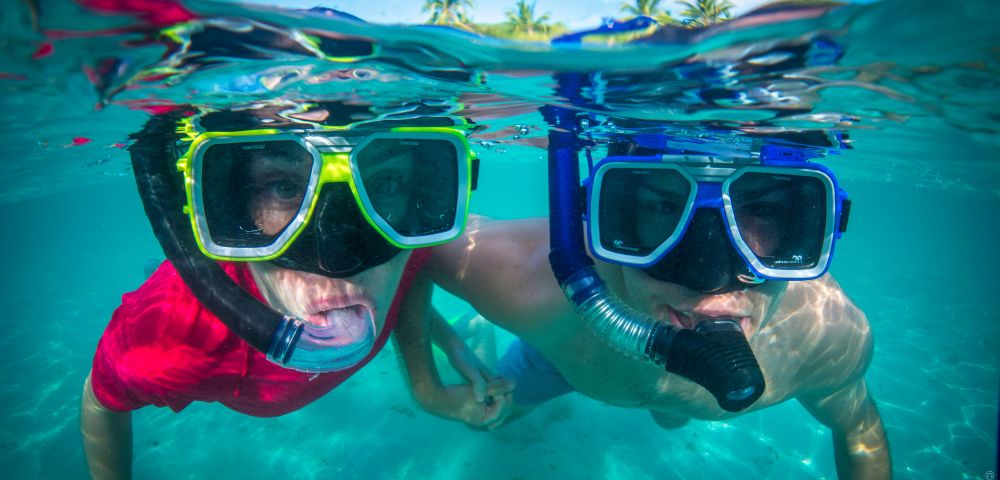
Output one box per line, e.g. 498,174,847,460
425,130,891,478
80,104,514,479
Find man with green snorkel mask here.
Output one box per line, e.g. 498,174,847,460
424,131,891,479
81,104,514,479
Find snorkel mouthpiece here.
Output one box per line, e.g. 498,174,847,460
267,310,377,373
566,271,765,412
649,319,765,412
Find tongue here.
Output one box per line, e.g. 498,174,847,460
309,306,374,346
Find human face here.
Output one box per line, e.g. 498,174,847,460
249,249,411,335
613,264,788,339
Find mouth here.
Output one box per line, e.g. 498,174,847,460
305,304,376,345
666,305,752,335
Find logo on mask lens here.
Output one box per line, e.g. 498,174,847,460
613,239,640,252
773,254,804,265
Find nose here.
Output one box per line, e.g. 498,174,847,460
271,183,400,278
312,184,397,275
643,208,764,294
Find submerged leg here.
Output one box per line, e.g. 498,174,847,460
451,311,499,369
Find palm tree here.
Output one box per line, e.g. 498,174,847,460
676,0,735,27
620,0,678,26
423,0,475,28
620,0,664,17
505,0,552,35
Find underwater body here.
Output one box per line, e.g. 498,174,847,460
0,0,997,478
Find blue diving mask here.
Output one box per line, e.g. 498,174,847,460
585,154,851,292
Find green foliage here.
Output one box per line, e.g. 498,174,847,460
620,0,663,17
424,0,740,42
505,0,552,35
618,0,680,26
676,0,735,27
423,0,476,29
474,21,568,41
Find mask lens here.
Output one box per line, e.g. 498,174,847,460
598,168,692,258
200,140,313,248
355,137,460,238
728,171,828,270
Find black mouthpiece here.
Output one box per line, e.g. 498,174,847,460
649,319,766,412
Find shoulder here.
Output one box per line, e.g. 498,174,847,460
94,262,239,386
426,216,568,330
111,263,231,345
781,275,873,393
427,216,551,287
429,216,549,266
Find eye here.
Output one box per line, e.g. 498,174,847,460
247,180,304,209
639,198,683,216
272,181,302,200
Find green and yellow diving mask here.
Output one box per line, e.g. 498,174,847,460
176,125,477,278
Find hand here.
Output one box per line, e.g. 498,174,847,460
438,380,515,430
442,337,510,403
429,310,515,428
440,338,515,429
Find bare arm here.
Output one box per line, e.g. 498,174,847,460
80,373,132,480
800,378,891,479
795,278,890,479
428,308,504,403
424,216,567,336
393,274,511,428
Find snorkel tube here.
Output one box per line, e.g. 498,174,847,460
544,91,765,413
129,112,361,373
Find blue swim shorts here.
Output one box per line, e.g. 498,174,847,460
496,337,575,406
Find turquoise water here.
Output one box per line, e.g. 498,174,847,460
0,0,997,478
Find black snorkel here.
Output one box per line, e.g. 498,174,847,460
543,90,766,413
129,112,339,372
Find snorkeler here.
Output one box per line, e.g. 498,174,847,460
424,134,891,479
80,106,512,479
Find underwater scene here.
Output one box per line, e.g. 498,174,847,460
0,0,997,478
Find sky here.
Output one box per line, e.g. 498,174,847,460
241,0,771,29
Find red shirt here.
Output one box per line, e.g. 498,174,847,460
91,250,429,417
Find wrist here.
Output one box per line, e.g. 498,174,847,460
411,379,446,410
423,386,469,420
